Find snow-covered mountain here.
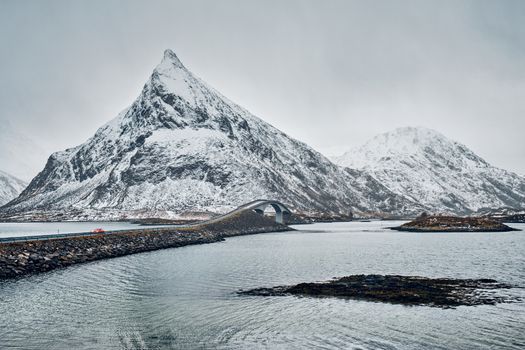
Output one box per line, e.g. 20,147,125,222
332,127,525,214
0,170,27,206
1,50,418,219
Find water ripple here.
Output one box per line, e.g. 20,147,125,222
1,222,524,349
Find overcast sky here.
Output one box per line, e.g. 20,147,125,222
1,0,524,180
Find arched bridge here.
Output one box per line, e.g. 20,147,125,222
198,199,292,226
0,200,293,244
234,199,292,224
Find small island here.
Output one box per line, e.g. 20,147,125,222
239,275,516,308
390,215,519,232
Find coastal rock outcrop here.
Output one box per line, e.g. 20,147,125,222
390,215,519,232
239,274,517,308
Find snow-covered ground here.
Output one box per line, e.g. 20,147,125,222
2,49,418,219
332,127,525,213
0,170,26,206
3,51,524,220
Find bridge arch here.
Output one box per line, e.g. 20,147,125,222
249,200,291,224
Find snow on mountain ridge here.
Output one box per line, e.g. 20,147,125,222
333,127,525,213
2,49,418,219
0,170,27,206
335,127,488,170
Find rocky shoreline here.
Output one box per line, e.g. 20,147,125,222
239,274,518,308
391,215,519,232
0,211,291,279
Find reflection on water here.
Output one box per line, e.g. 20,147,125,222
0,221,524,349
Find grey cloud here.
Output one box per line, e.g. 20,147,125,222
0,0,523,178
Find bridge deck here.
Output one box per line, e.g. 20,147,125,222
0,199,291,244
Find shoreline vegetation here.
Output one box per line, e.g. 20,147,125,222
390,215,520,232
0,211,359,224
1,208,523,225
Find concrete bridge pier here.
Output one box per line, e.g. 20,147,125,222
252,200,291,224
275,211,283,224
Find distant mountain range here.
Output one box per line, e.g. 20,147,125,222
332,127,525,214
1,50,416,220
1,50,524,220
0,170,26,206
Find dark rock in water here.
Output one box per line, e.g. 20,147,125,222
391,215,519,232
239,275,518,308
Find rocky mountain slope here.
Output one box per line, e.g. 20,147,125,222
332,127,525,214
1,50,418,220
0,170,27,206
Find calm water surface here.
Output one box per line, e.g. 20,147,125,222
0,221,524,349
0,222,171,239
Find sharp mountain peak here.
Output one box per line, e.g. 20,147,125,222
2,49,416,219
160,49,185,69
3,50,524,220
